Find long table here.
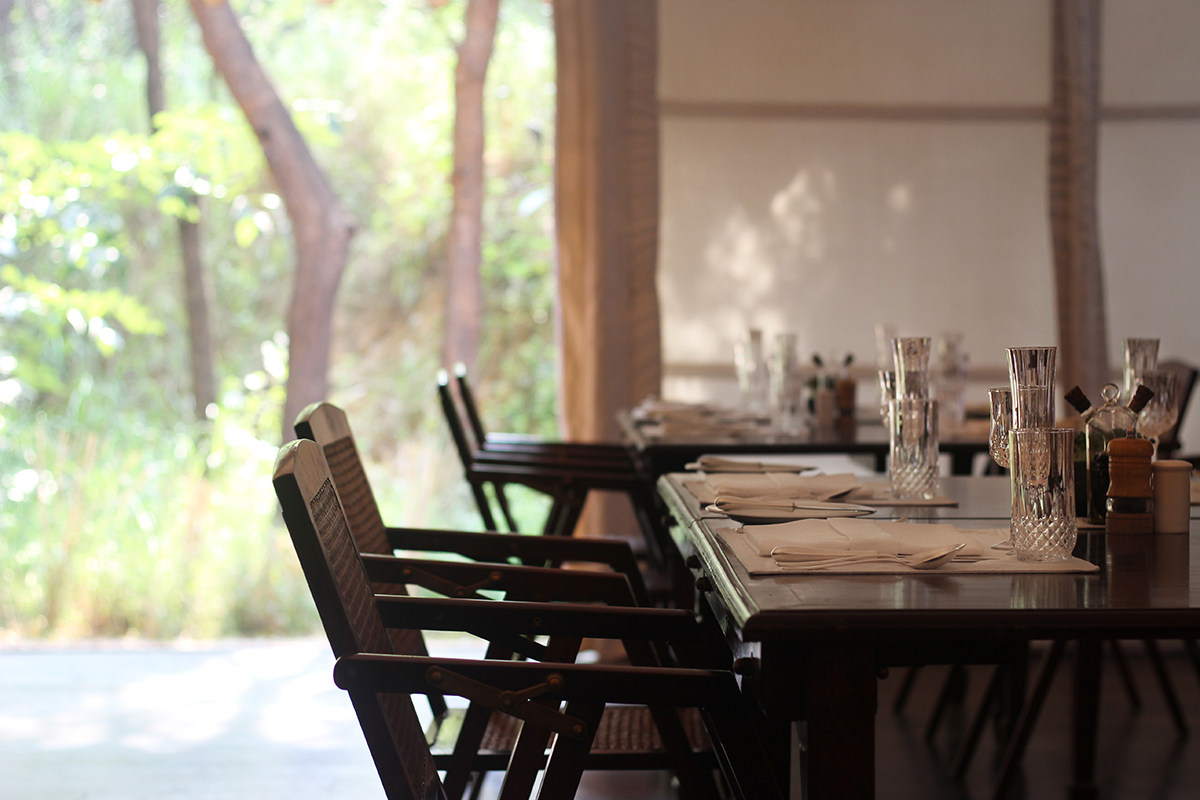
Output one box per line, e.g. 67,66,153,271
658,473,1200,799
622,413,992,477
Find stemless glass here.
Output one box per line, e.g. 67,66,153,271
1007,347,1057,429
889,397,939,500
1135,369,1179,457
892,337,932,400
1010,428,1077,562
735,328,770,417
1123,337,1159,401
770,332,804,434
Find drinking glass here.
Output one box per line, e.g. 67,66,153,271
988,387,1012,469
1007,346,1057,429
988,387,1014,550
889,397,939,500
1123,337,1159,402
1135,369,1179,457
878,369,896,427
734,328,770,417
770,332,804,434
892,337,932,400
874,323,898,369
1010,428,1077,562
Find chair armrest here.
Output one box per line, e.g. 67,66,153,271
468,461,641,492
382,527,650,605
471,447,633,472
334,653,734,708
360,554,637,606
375,595,701,643
479,441,634,466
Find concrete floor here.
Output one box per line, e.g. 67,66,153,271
0,636,676,800
3,636,1200,799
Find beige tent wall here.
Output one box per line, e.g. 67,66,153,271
657,0,1200,451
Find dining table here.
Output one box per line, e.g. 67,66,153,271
657,472,1200,800
620,409,992,478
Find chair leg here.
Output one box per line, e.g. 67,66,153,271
1184,639,1200,689
470,480,500,531
924,664,968,742
534,701,605,800
491,481,521,532
1107,640,1141,710
544,488,586,538
892,666,921,714
1143,639,1189,739
990,640,1067,800
951,664,1007,779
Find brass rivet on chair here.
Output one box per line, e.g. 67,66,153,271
427,668,444,685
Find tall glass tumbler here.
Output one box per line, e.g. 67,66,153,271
889,397,939,500
770,332,804,434
1007,346,1057,429
1010,428,1077,562
892,337,932,400
1123,337,1159,402
735,328,770,417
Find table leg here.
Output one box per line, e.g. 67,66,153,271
951,448,976,476
1069,639,1102,800
801,643,876,800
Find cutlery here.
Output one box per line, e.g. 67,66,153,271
771,542,968,571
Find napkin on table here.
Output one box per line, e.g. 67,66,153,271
740,518,985,559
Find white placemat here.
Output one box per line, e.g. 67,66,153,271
714,522,1098,575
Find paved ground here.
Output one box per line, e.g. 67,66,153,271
0,638,386,800
0,636,674,800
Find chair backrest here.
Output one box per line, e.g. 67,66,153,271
1157,359,1198,456
453,362,489,447
437,369,478,468
294,402,448,690
273,439,445,800
294,402,392,556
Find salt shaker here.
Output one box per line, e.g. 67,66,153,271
1152,460,1192,534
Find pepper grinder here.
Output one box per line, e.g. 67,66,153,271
1106,434,1154,534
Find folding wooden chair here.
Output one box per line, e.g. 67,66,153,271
435,373,672,567
274,438,783,800
453,362,633,466
294,401,654,604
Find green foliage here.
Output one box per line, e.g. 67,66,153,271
0,0,559,639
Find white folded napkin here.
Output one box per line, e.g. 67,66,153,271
708,472,862,501
689,455,816,473
740,518,984,558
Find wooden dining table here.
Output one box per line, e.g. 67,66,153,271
657,473,1200,799
621,411,992,477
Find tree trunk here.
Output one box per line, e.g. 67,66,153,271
0,0,14,98
132,0,216,421
1050,0,1109,398
442,0,499,374
187,0,355,442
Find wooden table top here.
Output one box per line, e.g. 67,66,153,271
659,473,1200,644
